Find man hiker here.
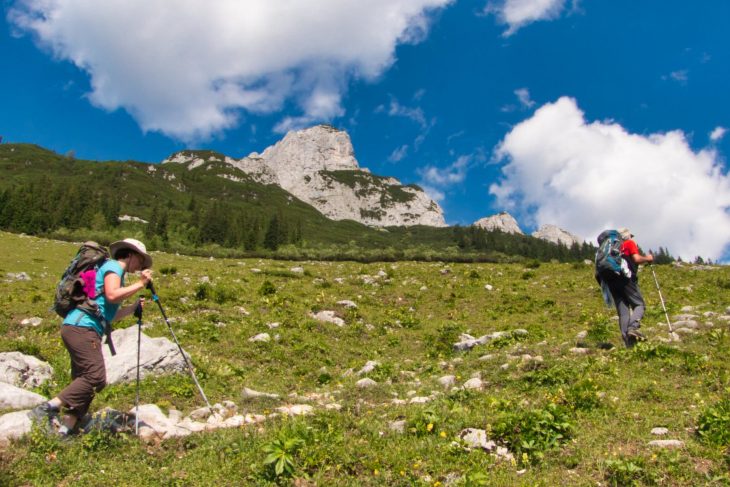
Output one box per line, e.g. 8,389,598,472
30,238,153,437
599,227,654,347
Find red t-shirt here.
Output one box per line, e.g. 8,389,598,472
621,239,640,279
620,239,639,257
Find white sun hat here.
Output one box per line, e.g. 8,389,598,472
109,238,153,269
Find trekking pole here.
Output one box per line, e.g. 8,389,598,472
146,282,213,411
650,265,673,333
134,300,143,435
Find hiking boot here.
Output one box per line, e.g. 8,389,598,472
627,329,646,341
28,403,60,423
28,403,60,432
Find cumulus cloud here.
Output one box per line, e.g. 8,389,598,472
9,0,452,141
489,97,730,260
486,0,567,36
710,126,727,143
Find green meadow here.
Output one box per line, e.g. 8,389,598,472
1,231,729,486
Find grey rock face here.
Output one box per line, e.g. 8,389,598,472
473,212,523,234
165,125,445,227
532,224,583,247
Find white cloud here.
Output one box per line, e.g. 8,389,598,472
486,0,567,36
710,126,727,143
9,0,452,141
387,98,428,128
419,184,446,202
388,144,409,162
669,70,689,84
419,155,470,186
514,88,535,108
489,97,730,261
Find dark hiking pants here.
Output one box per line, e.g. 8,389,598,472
605,276,646,347
57,325,107,419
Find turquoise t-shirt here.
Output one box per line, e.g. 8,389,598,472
63,260,125,336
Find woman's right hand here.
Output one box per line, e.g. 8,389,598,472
139,269,153,286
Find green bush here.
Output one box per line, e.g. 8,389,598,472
258,280,276,296
697,398,730,447
490,403,573,464
604,456,657,486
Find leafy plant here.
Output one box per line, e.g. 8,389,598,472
262,431,305,478
697,398,730,447
258,280,276,296
490,403,573,464
408,406,440,436
604,456,656,486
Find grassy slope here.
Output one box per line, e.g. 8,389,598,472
0,232,728,486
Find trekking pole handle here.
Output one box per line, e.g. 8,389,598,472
146,281,159,302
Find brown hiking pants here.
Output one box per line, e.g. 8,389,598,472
57,325,107,418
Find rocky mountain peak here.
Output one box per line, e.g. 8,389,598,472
163,125,445,227
473,212,523,234
531,224,584,247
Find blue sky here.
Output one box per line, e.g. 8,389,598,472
2,0,729,260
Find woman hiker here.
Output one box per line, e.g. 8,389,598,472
30,238,153,436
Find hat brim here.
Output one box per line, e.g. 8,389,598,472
110,241,153,269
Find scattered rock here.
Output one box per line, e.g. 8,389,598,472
249,333,271,343
311,310,345,327
409,396,431,404
337,300,358,309
576,330,588,340
673,320,699,329
462,378,484,390
276,405,313,416
459,428,495,450
0,382,46,410
0,352,54,389
290,267,304,274
569,347,589,355
648,439,684,449
241,387,279,399
0,410,33,446
356,378,378,389
389,420,406,433
5,272,31,282
102,327,190,384
356,361,379,376
651,427,669,436
484,284,493,291
20,317,42,327
266,322,280,329
438,375,456,389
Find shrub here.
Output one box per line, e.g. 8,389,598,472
160,266,177,275
490,403,573,464
604,456,655,486
258,280,276,296
697,398,730,447
425,322,463,358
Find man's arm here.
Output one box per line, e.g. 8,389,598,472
631,253,654,265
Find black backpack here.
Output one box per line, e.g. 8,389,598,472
53,242,116,354
595,230,631,279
